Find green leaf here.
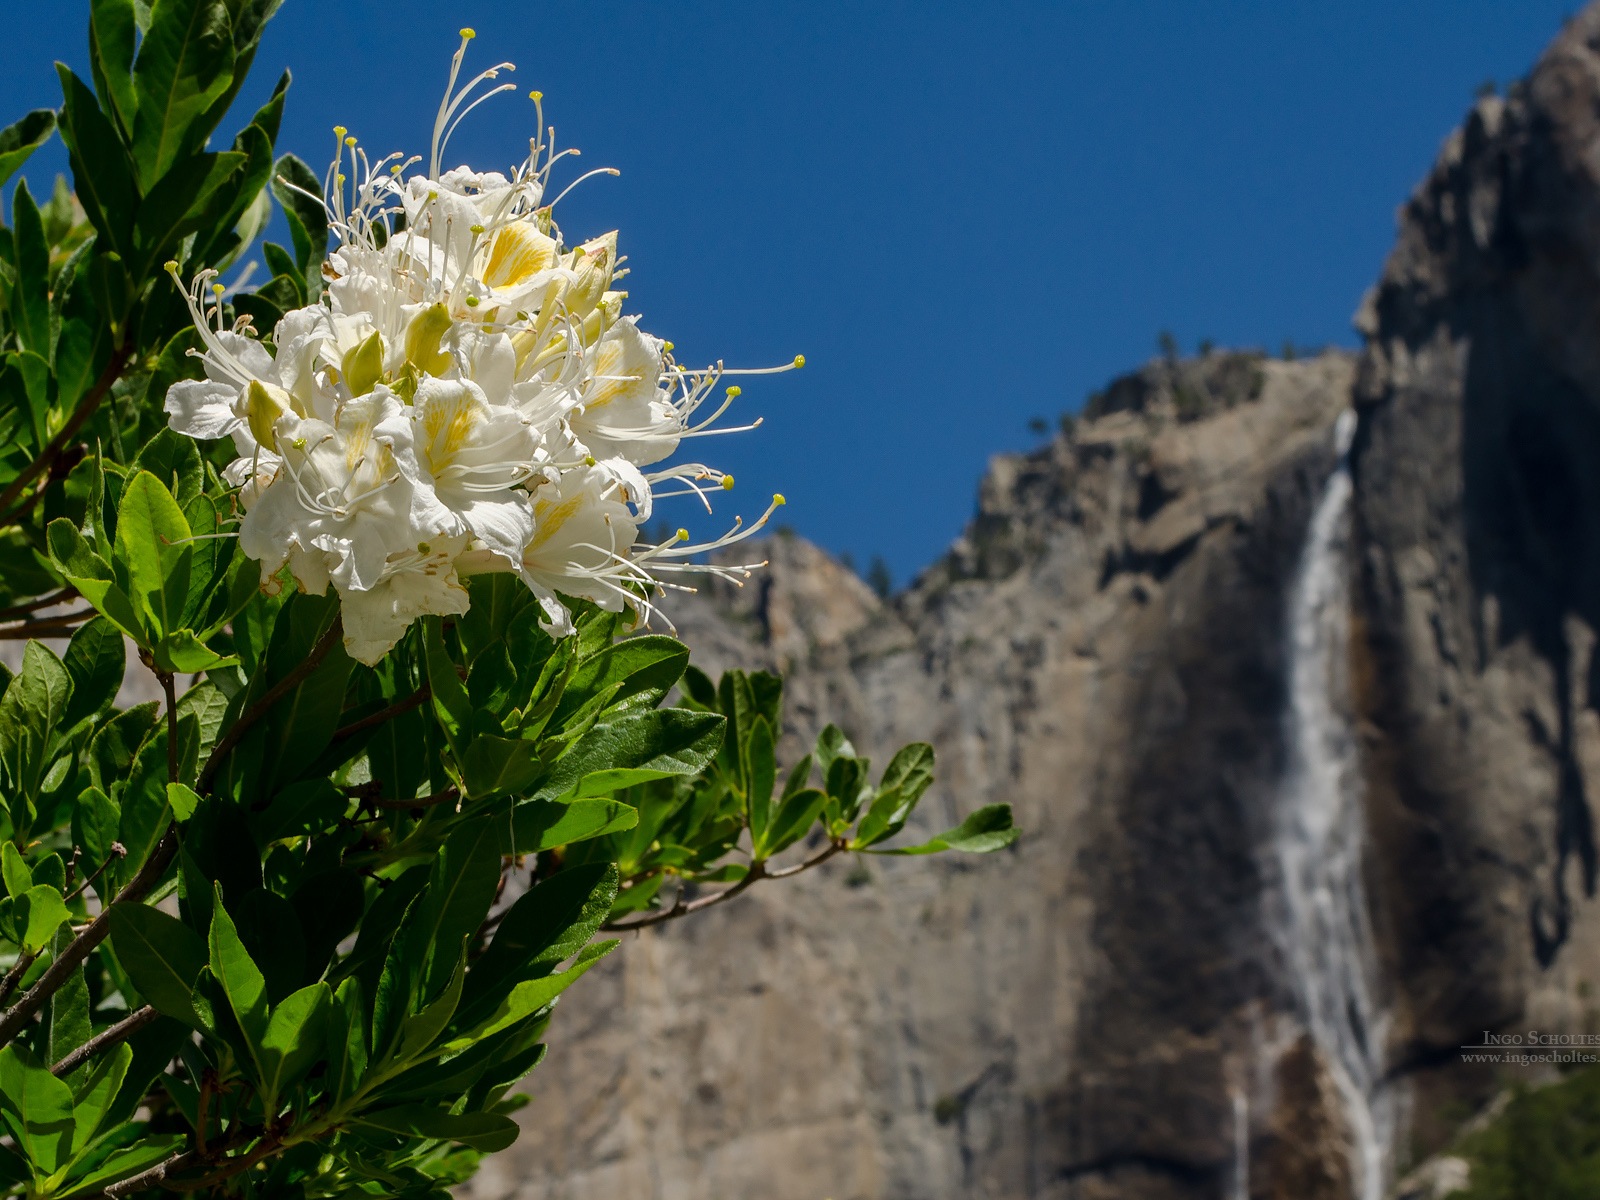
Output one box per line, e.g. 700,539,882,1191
459,734,539,801
85,703,157,795
10,179,50,359
45,924,91,1083
47,520,144,644
108,903,205,1027
458,864,617,1028
89,0,139,134
130,0,236,187
547,635,689,730
403,819,501,1003
56,1135,183,1198
0,1046,75,1176
745,715,776,853
53,68,136,260
866,803,1020,856
130,428,204,510
271,152,327,282
851,742,935,849
501,799,637,855
0,110,55,190
113,470,192,642
447,940,618,1049
157,629,236,673
71,788,121,895
350,1104,519,1153
0,641,71,805
69,1042,130,1153
208,886,268,1060
326,977,367,1103
423,617,471,759
132,148,247,277
256,981,329,1109
539,708,725,802
761,787,827,859
15,886,70,954
166,782,199,822
62,619,126,733
1,844,29,899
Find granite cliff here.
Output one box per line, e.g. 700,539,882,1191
459,7,1600,1198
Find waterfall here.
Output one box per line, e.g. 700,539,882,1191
1271,409,1391,1200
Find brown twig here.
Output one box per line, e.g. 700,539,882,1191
0,609,98,638
50,1005,158,1077
64,846,125,905
0,587,78,621
0,825,178,1049
331,683,431,742
81,1124,265,1199
0,341,132,525
602,841,845,933
197,615,344,794
368,787,460,812
157,669,179,784
195,1069,213,1154
0,950,38,1007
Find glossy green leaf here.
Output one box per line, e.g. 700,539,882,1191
0,641,71,805
208,886,269,1058
745,715,776,851
866,802,1020,856
45,924,91,1082
349,1104,519,1153
62,619,126,733
14,886,70,954
108,903,205,1026
113,470,192,641
69,1042,131,1155
325,976,367,1103
501,799,638,855
130,0,236,187
403,818,500,1003
257,981,329,1108
0,1045,75,1175
458,864,617,1028
53,68,136,260
540,708,725,802
447,939,618,1049
0,110,55,189
10,179,49,359
71,788,121,895
88,0,139,134
1,844,29,899
761,787,827,859
85,703,157,795
851,742,935,849
47,521,144,644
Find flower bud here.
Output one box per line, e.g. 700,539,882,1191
341,329,385,398
245,379,292,450
405,303,455,376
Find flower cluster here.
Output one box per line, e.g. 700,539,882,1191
164,32,796,664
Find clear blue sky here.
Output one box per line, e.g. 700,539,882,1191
0,1,1579,586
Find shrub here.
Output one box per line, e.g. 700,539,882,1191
0,5,1016,1195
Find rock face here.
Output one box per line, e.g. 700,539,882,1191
467,7,1600,1197
467,350,1358,1200
1351,1,1600,1158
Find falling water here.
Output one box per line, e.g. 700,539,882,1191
1271,409,1391,1200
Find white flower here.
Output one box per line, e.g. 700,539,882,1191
569,319,681,467
411,375,539,565
162,29,801,663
